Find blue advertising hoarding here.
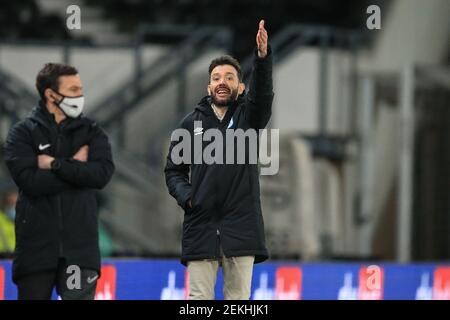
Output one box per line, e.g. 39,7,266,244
0,259,448,300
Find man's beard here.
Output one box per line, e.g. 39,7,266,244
211,85,239,107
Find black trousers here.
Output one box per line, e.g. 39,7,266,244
16,258,98,300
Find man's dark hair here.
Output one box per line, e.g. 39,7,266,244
208,55,242,82
36,63,78,101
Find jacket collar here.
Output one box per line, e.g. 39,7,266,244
32,100,92,131
195,94,245,116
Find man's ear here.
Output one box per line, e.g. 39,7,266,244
238,83,245,95
207,84,212,96
45,88,61,104
45,88,55,103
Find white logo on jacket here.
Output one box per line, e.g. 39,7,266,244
194,127,203,135
38,143,51,151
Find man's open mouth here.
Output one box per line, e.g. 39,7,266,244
216,87,230,96
216,87,230,94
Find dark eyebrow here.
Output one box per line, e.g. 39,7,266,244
211,72,236,77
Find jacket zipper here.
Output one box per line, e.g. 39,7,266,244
214,170,220,260
216,228,221,260
214,114,223,260
210,104,235,260
55,131,64,257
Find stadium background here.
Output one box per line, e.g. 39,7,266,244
0,0,449,299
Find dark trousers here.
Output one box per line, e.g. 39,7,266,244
16,258,98,300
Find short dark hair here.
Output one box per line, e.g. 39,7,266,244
208,55,242,82
36,63,78,101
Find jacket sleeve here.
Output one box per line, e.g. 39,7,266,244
3,122,73,196
53,126,115,189
164,120,192,210
243,46,274,129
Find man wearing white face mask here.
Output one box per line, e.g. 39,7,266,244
3,63,115,299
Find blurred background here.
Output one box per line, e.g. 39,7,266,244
0,0,449,267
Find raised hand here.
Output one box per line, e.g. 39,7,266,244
256,20,268,58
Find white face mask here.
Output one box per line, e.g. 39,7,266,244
54,91,85,118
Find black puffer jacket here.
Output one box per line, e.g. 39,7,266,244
3,102,114,283
165,47,273,265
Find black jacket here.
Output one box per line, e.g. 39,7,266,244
165,48,274,265
3,101,114,283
